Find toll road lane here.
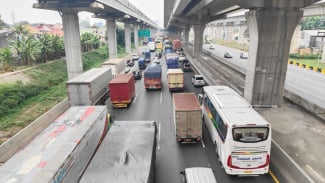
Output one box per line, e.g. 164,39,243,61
106,54,274,183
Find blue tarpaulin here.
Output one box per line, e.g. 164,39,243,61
144,64,162,78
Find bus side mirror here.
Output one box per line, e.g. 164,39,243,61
198,94,203,104
180,171,185,175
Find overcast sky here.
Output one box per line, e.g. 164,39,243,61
0,0,164,27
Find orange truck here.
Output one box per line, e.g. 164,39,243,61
173,93,202,142
109,74,135,108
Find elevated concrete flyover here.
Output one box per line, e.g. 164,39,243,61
165,0,321,108
33,0,159,79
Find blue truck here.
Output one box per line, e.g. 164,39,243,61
142,51,151,63
166,53,179,69
138,57,146,70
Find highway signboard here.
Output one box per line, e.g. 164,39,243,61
138,29,151,37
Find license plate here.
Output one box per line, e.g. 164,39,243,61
185,139,192,142
244,171,252,174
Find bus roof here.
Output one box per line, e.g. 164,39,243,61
204,86,270,126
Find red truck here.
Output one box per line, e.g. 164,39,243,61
109,74,135,108
172,39,181,51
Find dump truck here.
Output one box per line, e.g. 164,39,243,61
101,58,125,77
80,121,157,183
167,69,184,91
0,106,109,183
173,93,202,142
144,63,162,89
66,68,112,106
109,74,135,108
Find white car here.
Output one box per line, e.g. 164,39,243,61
132,53,139,60
192,75,205,86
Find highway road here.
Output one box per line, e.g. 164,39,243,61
202,43,325,109
106,54,274,183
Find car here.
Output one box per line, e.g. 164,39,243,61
133,71,142,80
153,58,160,64
183,63,191,72
209,44,215,49
192,75,205,86
224,51,233,58
176,48,184,55
132,53,139,60
240,52,248,59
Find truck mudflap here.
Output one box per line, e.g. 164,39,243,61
177,136,201,142
112,99,132,108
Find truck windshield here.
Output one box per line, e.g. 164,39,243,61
233,127,269,143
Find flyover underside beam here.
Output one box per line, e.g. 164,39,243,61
244,8,303,106
62,11,83,79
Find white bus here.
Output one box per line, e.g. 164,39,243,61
199,85,271,175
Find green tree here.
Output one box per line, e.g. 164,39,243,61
301,16,325,30
19,36,40,65
0,48,14,71
81,32,100,52
38,34,54,63
0,15,6,30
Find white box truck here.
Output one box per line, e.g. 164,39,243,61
101,58,125,77
173,93,202,142
66,68,112,106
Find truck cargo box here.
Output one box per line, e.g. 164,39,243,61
173,93,202,142
172,39,181,50
109,74,135,108
80,121,157,183
0,106,108,183
167,69,184,91
66,68,112,106
102,58,125,77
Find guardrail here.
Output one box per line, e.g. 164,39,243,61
185,48,315,183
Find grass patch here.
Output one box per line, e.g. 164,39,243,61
0,47,117,144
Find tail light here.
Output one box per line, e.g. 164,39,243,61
257,154,270,168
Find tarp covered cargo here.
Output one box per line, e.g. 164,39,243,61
80,121,157,183
0,106,108,183
144,63,162,79
66,68,112,106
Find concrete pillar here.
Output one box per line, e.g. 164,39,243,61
216,24,223,40
62,10,83,79
238,24,248,45
290,23,301,54
244,8,303,106
106,18,117,59
224,23,234,41
125,23,131,53
192,24,206,56
134,24,139,49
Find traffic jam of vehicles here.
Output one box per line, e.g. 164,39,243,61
0,33,272,183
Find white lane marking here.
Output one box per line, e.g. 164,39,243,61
201,139,206,148
133,92,139,103
160,91,163,103
157,123,161,150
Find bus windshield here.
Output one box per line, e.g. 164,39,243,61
233,127,269,143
